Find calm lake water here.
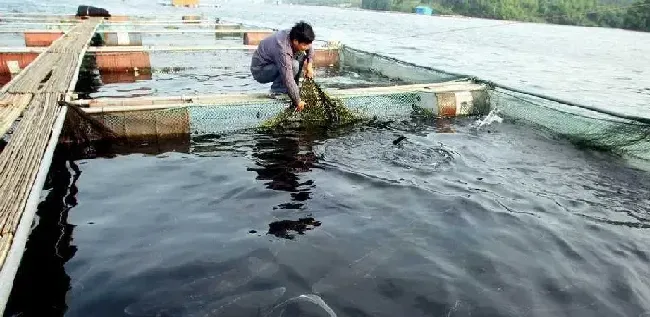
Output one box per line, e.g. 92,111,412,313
6,118,650,317
2,1,650,317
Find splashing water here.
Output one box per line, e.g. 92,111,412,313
266,294,338,317
472,109,503,130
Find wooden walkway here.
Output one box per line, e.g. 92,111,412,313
0,18,100,313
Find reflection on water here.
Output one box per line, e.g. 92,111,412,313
74,54,101,100
4,147,79,317
192,127,325,239
246,129,324,239
74,32,154,99
248,131,318,206
268,217,322,240
73,33,107,99
99,71,153,85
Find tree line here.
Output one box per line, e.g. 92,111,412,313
359,0,650,31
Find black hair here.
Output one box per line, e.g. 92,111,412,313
289,21,315,44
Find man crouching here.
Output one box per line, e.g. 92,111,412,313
250,21,315,112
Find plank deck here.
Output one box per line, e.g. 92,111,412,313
0,18,101,314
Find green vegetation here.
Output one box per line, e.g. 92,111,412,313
288,0,362,7
261,80,361,130
284,0,648,31
357,0,650,31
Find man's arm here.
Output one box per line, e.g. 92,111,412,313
275,51,301,106
304,46,315,79
306,46,315,63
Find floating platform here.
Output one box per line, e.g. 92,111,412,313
77,80,489,139
0,28,273,46
0,45,340,75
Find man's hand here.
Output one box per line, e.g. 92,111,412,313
296,101,305,112
304,62,314,79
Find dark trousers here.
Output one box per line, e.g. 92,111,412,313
251,52,306,93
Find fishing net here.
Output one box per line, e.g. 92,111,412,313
70,85,649,163
60,104,118,144
56,45,650,163
261,79,361,129
79,88,435,140
340,47,650,161
490,88,650,161
339,46,464,84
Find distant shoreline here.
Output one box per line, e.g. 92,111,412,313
285,1,650,33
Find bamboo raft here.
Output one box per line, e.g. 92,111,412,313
0,18,100,313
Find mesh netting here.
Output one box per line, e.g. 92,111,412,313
85,107,191,141
340,46,465,84
188,91,424,135
491,88,650,161
79,90,443,138
189,102,286,135
61,105,117,143
260,79,360,129
108,107,187,135
341,44,650,162
77,86,650,162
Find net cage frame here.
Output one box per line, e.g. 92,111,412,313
489,87,650,161
84,88,489,139
337,46,650,161
61,45,650,162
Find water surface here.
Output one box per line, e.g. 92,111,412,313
6,117,650,317
1,1,650,316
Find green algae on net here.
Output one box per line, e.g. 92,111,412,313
260,79,361,130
